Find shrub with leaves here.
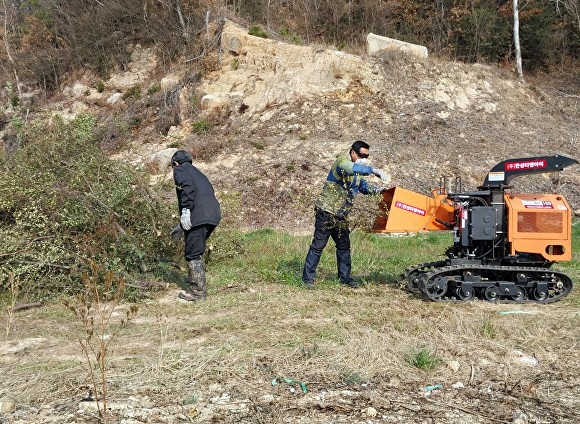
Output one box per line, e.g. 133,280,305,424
0,114,175,299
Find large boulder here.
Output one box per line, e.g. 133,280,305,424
366,33,428,60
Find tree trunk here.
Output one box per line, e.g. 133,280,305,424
174,0,189,41
2,0,21,96
513,0,524,82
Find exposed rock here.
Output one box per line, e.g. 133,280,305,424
107,92,124,105
1,337,46,355
511,350,538,367
367,33,428,59
196,20,384,117
513,411,529,424
200,93,229,111
107,45,158,90
71,82,91,97
160,74,182,92
258,394,275,403
446,360,460,372
145,148,177,174
363,406,378,417
0,399,16,413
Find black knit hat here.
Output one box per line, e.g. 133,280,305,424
171,150,193,166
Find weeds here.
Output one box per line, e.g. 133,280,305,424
0,114,175,298
248,24,268,38
65,262,138,423
279,27,301,44
479,318,497,339
122,86,141,100
191,119,213,133
405,347,442,370
340,371,363,385
251,141,265,150
147,84,160,95
4,227,580,422
299,343,319,359
154,309,170,372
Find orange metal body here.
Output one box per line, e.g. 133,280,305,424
505,193,572,261
372,187,455,234
372,186,572,263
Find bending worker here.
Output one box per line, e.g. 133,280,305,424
302,140,388,288
171,150,221,301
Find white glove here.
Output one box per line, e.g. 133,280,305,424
371,168,390,183
180,209,192,231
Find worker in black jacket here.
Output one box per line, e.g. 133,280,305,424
171,150,221,301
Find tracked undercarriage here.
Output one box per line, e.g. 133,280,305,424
372,155,578,304
403,261,573,303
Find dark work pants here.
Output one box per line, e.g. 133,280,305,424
302,209,351,284
184,223,216,261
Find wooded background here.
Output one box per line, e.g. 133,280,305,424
1,0,579,92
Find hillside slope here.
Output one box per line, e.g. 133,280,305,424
34,21,580,231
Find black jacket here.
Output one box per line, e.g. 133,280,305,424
174,162,221,227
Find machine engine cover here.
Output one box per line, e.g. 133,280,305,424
470,206,496,240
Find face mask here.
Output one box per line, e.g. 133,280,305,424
355,158,368,165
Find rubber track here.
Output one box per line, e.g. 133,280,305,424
402,260,447,292
416,264,573,304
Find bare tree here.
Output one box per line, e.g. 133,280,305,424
513,0,524,81
174,0,189,41
550,0,580,31
1,0,21,96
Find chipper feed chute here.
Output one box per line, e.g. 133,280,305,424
372,187,455,234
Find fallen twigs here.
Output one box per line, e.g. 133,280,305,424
422,398,512,424
11,302,42,312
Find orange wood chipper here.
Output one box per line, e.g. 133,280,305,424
371,155,578,303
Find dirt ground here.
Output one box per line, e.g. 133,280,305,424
2,279,580,424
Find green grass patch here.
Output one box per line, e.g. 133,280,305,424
191,119,213,133
479,318,498,339
207,229,453,291
405,347,442,370
248,24,268,38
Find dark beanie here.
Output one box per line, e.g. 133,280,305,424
171,150,193,165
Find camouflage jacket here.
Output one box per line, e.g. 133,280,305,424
314,150,380,218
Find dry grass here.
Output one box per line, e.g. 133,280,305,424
2,230,580,423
